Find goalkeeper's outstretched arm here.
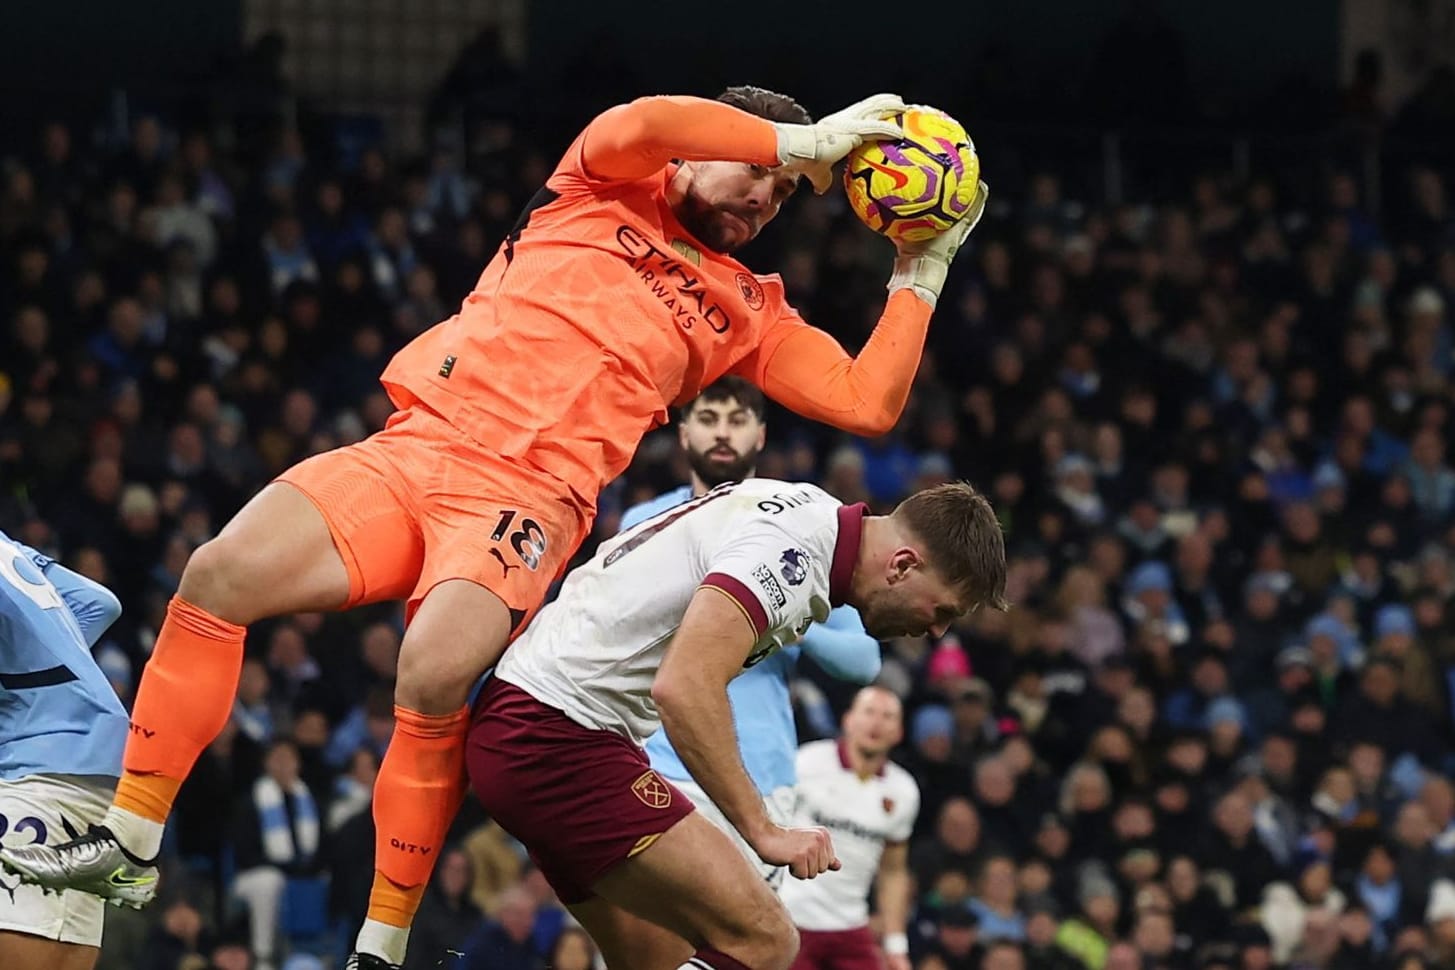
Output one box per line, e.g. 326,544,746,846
578,93,902,187
580,96,782,182
736,290,932,438
734,182,988,437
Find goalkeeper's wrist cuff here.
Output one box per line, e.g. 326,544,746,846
773,123,815,164
887,254,948,308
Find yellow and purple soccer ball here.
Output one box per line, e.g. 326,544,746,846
843,107,980,245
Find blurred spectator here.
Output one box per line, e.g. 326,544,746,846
405,848,484,969
1261,857,1346,963
928,905,979,970
1055,865,1121,969
229,738,322,970
912,797,984,895
460,886,542,970
968,855,1026,942
139,895,211,970
545,927,597,970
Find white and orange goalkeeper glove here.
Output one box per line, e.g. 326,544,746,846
887,179,990,308
774,93,906,194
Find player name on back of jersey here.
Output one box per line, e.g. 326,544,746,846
753,487,818,514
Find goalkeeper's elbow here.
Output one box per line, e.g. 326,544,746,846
609,98,675,154
833,407,900,438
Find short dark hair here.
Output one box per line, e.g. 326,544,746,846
717,85,812,125
680,376,766,423
894,482,1009,613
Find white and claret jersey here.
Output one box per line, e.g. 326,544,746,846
779,739,920,931
495,479,865,745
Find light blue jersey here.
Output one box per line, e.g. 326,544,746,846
0,531,127,781
623,487,882,795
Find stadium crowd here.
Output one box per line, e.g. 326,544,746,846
5,61,1455,970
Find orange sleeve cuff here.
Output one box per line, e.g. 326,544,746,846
581,96,781,181
751,289,933,437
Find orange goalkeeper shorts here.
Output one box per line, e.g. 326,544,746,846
277,406,592,629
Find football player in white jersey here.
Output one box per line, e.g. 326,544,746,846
467,479,1006,970
621,377,883,890
780,686,918,970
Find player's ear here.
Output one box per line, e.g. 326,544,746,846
886,547,918,584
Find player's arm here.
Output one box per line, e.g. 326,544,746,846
876,841,913,970
579,93,904,187
618,502,654,533
30,552,121,647
618,489,685,534
580,97,782,182
798,606,881,684
732,291,929,437
735,186,986,437
652,586,767,836
652,587,838,879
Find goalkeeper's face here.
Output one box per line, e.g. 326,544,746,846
676,161,799,253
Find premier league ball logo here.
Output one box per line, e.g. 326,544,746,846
779,548,809,586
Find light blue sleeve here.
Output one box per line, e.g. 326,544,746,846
619,486,693,533
35,555,122,648
619,502,654,532
797,605,881,684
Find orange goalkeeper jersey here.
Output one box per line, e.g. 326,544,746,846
382,134,804,507
382,96,934,513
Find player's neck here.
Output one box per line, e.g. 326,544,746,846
847,743,886,780
689,467,755,498
848,517,896,606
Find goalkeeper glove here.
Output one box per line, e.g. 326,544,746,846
887,179,989,308
774,93,905,194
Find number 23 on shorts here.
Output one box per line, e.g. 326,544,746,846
0,812,48,847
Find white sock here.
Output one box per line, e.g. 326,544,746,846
100,806,164,859
356,918,410,965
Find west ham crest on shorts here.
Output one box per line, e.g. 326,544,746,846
631,770,672,809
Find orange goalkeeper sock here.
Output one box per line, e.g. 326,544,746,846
114,596,247,823
366,704,469,927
